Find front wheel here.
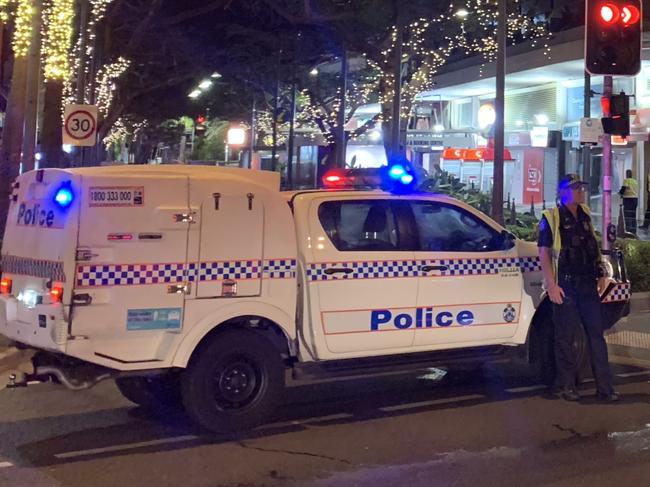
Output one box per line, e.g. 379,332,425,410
181,329,284,433
529,311,591,387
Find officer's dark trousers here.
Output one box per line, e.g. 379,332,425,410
623,197,638,233
552,277,614,394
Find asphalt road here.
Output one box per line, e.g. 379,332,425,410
2,356,650,487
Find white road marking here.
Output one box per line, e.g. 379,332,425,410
379,394,483,412
54,435,199,459
0,461,14,468
505,384,547,393
616,370,650,378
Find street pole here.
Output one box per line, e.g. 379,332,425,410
77,0,89,167
390,13,403,159
21,0,41,172
287,80,297,188
602,75,613,252
490,0,506,225
583,71,591,195
271,56,280,172
249,96,256,169
336,50,348,168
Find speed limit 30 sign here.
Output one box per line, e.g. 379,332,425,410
63,104,98,146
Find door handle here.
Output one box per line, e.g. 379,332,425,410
420,265,449,272
167,283,192,294
323,267,354,275
72,293,93,305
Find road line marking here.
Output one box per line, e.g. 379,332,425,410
610,355,650,368
379,394,483,412
505,384,547,393
0,461,14,468
54,435,199,459
616,370,650,378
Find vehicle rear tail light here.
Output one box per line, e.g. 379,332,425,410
0,278,12,295
50,285,64,303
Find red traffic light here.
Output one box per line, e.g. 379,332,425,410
599,3,619,23
196,115,206,124
621,5,640,25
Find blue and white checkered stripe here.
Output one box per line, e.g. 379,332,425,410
194,260,262,282
435,257,521,276
602,282,631,303
76,258,295,288
76,263,186,287
1,254,66,282
307,256,543,282
519,256,542,273
263,259,297,279
307,260,420,281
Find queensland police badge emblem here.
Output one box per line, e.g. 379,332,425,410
503,304,516,323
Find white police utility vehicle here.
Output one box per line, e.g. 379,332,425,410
0,164,630,432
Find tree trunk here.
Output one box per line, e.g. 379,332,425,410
381,102,393,161
40,81,65,168
0,55,29,236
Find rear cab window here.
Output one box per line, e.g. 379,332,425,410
318,199,403,252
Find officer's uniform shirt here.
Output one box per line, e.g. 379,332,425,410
537,205,600,280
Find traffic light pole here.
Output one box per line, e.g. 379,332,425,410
602,75,613,252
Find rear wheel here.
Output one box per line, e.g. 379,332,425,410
115,374,183,410
181,329,284,433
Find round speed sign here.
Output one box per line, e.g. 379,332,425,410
64,110,97,141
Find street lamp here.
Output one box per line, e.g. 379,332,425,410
309,68,319,76
226,126,246,164
211,72,222,78
199,79,213,90
188,89,201,99
455,8,469,18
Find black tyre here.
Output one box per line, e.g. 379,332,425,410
529,313,555,385
529,311,591,386
181,329,284,433
115,374,183,410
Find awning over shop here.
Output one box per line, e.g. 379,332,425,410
441,148,514,161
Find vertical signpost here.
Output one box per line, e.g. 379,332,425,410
584,0,642,251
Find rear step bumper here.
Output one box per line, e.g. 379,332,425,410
6,350,169,390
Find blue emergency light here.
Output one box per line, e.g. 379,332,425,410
54,184,74,209
382,161,417,193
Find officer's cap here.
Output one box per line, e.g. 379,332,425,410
558,173,588,191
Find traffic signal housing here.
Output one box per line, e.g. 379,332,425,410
601,93,630,136
585,0,642,76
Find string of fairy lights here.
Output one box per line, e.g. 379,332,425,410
103,117,147,148
42,0,74,80
12,0,33,58
2,0,553,150
3,0,127,127
95,56,130,115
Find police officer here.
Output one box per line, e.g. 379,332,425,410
538,174,619,402
619,169,639,234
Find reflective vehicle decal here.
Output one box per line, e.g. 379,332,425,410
75,259,297,288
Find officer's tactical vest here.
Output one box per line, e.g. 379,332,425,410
542,204,596,284
622,178,639,198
